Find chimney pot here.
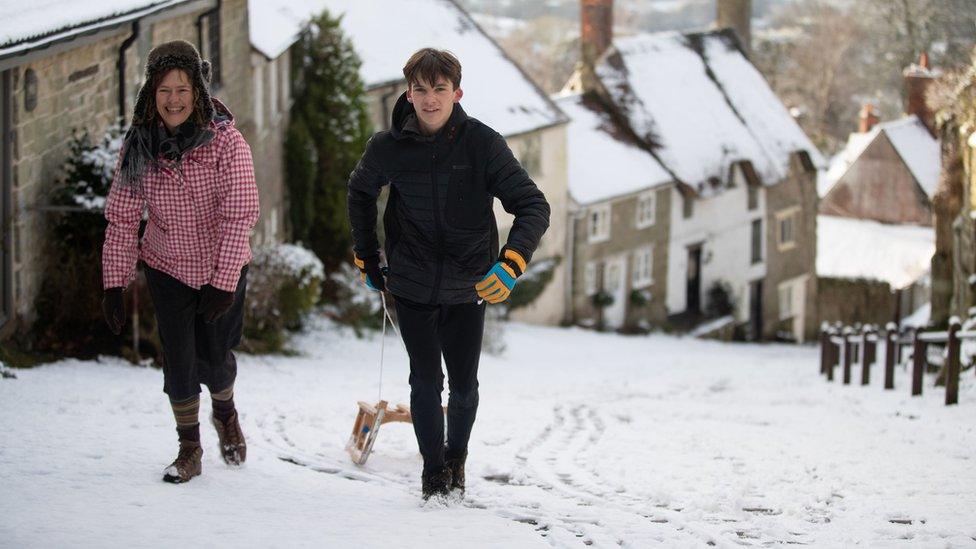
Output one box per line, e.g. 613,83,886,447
581,0,613,66
716,0,752,55
859,103,880,133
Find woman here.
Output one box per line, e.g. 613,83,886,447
101,40,260,484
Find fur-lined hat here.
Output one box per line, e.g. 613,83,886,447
131,40,214,127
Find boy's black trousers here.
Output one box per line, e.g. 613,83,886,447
393,295,486,473
144,264,248,401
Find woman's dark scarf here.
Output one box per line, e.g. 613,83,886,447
115,120,214,192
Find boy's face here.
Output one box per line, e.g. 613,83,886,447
406,76,463,135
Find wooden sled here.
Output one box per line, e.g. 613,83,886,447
346,400,413,466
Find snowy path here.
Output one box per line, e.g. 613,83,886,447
2,318,975,548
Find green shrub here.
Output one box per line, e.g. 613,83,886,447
322,263,384,336
705,280,736,319
244,243,324,352
507,256,560,313
32,126,157,361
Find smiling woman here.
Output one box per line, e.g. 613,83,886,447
100,40,260,486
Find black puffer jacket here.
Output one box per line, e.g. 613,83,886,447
347,92,550,305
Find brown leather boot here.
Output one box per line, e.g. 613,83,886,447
162,440,202,483
212,412,246,466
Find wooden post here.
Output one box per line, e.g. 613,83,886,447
861,326,875,386
842,327,853,385
826,327,837,381
884,322,896,390
912,330,925,396
820,326,829,375
946,318,961,406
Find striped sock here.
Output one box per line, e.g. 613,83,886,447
211,386,236,423
170,395,200,442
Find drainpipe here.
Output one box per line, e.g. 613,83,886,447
117,21,140,124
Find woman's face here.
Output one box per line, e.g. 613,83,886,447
156,69,195,131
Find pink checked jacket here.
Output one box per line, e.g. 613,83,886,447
102,105,260,293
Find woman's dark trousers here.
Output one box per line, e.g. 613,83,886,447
144,264,248,401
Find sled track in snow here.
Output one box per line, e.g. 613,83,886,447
256,401,817,547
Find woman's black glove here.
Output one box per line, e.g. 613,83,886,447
198,285,235,323
102,287,125,335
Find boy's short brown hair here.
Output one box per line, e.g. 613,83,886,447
402,48,462,89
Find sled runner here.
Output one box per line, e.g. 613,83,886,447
346,400,413,466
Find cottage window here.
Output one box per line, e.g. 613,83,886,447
199,10,221,88
778,282,793,321
776,207,799,251
519,133,542,178
747,183,758,210
584,262,597,296
588,204,610,243
636,191,655,229
750,219,763,264
632,247,653,289
605,262,621,293
682,194,693,219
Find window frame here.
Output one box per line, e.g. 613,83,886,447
584,262,597,296
635,191,656,229
588,204,611,243
631,246,654,289
775,207,800,251
750,218,763,265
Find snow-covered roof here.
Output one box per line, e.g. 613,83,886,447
0,1,189,57
249,0,566,137
555,92,672,205
248,0,307,59
820,116,941,198
325,0,566,136
817,215,934,289
594,30,824,196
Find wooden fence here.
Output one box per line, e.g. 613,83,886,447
820,317,974,405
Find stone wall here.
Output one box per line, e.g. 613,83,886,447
10,32,134,325
818,277,896,327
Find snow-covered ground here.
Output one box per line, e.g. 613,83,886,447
2,317,975,548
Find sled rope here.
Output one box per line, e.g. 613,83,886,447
377,292,405,402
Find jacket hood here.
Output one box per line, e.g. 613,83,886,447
211,97,235,130
390,91,468,141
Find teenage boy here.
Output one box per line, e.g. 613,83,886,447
347,48,550,500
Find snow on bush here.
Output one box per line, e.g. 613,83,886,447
323,263,384,335
244,243,324,352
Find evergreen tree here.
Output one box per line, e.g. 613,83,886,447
286,10,373,282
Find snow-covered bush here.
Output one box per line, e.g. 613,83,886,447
322,262,384,335
507,256,560,313
33,125,151,359
244,243,324,352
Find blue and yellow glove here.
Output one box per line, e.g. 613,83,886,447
354,253,387,292
476,248,527,304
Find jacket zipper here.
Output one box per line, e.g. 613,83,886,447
430,143,444,303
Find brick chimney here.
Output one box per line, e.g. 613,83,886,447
716,0,751,55
581,0,613,67
858,103,880,133
904,52,937,135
